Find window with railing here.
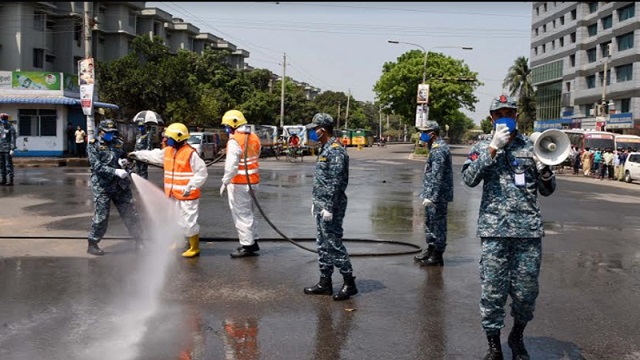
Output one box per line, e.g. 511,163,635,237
601,41,611,57
618,3,635,22
33,48,44,68
18,109,57,137
33,12,44,31
621,98,631,113
616,63,633,82
586,74,596,88
617,32,634,51
587,48,597,62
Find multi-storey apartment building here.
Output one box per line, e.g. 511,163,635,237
531,2,639,134
0,1,318,156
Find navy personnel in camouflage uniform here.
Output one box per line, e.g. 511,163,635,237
414,120,453,266
86,119,144,256
303,113,358,301
134,119,154,179
462,95,556,360
0,113,17,186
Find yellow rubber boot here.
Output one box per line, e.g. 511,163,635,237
181,234,200,258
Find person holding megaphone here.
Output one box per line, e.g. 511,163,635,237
461,95,556,360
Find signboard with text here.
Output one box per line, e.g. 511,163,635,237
606,113,633,129
12,71,61,90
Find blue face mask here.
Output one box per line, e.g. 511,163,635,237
138,126,146,134
224,126,233,135
102,132,115,142
308,128,320,142
1,119,8,126
420,132,432,143
494,117,517,133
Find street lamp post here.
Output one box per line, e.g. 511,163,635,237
387,40,472,128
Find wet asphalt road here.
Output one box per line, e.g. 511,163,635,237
1,143,640,360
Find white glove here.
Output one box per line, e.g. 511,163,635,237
183,184,194,197
9,150,14,156
128,151,137,160
422,198,435,208
321,209,333,222
489,127,511,150
311,203,315,217
114,169,129,179
219,183,227,197
118,158,129,168
532,155,546,172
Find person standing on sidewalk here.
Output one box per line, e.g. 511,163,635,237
86,119,145,255
303,113,358,301
461,95,556,360
0,113,17,186
413,120,453,266
75,126,86,158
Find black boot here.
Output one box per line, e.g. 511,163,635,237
508,322,529,360
419,248,444,266
414,244,435,262
332,274,358,301
484,333,504,360
87,241,104,256
230,241,260,258
303,276,333,295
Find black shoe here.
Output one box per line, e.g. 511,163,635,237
508,322,529,360
332,274,358,301
484,333,504,360
230,242,259,258
87,241,104,256
414,244,435,262
304,276,333,295
419,248,444,266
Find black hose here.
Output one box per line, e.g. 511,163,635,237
240,132,420,257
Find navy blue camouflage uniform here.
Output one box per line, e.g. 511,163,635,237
0,121,17,181
134,130,153,179
312,137,353,277
461,132,555,334
421,136,453,252
87,136,143,245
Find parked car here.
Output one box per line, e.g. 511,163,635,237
187,132,219,160
623,152,640,183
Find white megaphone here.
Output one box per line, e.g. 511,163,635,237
529,129,571,166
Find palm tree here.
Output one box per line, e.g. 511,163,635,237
503,56,536,134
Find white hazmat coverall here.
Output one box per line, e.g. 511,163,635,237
132,147,208,237
222,126,260,246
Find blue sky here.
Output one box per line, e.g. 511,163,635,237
147,2,532,124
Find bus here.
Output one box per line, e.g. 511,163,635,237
614,134,640,152
339,129,354,147
561,129,616,152
352,129,375,147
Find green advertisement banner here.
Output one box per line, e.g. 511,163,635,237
12,71,61,90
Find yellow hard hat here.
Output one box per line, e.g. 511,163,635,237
221,110,247,128
164,123,190,142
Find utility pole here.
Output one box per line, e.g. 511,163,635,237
280,52,286,128
336,102,341,129
345,89,350,129
83,1,95,141
379,104,383,139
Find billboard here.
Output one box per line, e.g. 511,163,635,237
12,71,61,90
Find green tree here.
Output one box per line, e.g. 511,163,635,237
503,56,536,134
374,50,482,135
480,116,493,134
